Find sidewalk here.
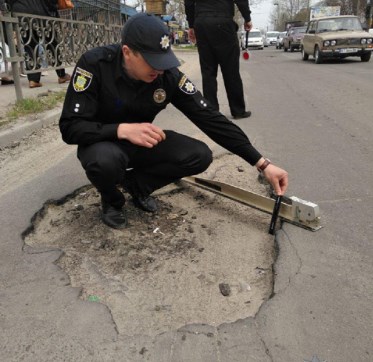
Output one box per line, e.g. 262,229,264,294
0,67,74,119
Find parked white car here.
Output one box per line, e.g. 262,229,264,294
0,43,10,73
266,31,280,46
240,29,264,50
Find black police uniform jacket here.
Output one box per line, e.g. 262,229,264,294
59,44,261,166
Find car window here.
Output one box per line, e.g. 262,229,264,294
317,17,363,33
249,31,262,38
294,27,306,34
308,21,316,33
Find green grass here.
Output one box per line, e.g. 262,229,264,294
5,90,66,121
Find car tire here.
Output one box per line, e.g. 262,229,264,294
314,46,323,64
361,52,371,62
290,42,294,52
301,47,309,61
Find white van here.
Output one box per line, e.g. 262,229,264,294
240,28,264,50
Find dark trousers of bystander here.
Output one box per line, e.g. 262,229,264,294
21,21,67,83
194,16,247,117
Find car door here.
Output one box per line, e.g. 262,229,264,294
303,21,316,53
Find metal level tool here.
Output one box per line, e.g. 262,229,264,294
182,176,322,232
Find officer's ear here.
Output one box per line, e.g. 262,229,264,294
122,45,131,60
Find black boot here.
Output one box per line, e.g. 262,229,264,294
132,195,158,213
122,173,158,213
101,200,128,229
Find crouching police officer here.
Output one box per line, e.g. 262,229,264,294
59,13,288,229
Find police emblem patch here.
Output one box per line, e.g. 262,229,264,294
73,67,93,92
153,89,166,103
178,75,197,95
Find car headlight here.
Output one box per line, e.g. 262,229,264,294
367,39,373,44
361,38,367,45
324,40,336,47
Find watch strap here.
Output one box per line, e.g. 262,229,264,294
257,158,271,172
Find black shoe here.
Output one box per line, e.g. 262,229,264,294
132,195,158,213
233,111,252,119
1,78,14,85
122,172,157,213
101,202,127,229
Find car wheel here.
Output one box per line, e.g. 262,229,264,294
314,46,323,64
361,52,371,62
301,47,309,61
290,42,294,52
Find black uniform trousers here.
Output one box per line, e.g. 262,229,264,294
194,16,246,116
77,130,213,209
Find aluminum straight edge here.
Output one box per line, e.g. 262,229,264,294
181,176,322,231
182,176,293,218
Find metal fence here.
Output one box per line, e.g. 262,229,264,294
59,0,122,25
0,1,123,101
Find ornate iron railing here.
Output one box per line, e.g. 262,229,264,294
0,10,122,100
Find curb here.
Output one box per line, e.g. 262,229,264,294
0,108,61,149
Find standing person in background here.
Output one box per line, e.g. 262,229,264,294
174,31,179,45
0,0,14,84
7,0,71,88
185,0,253,120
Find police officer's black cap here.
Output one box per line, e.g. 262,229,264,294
121,13,180,70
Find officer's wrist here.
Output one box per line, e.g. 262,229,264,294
256,157,271,172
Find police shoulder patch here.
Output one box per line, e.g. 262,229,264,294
73,67,93,92
178,75,197,95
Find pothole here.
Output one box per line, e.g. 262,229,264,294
23,154,275,336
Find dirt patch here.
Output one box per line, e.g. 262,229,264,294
23,154,276,337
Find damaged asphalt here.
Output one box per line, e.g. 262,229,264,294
0,50,372,362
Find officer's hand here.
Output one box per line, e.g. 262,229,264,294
117,123,166,148
244,21,253,31
188,28,196,44
262,164,289,196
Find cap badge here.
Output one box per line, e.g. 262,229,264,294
73,67,93,92
160,35,170,50
178,74,197,95
153,88,167,103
